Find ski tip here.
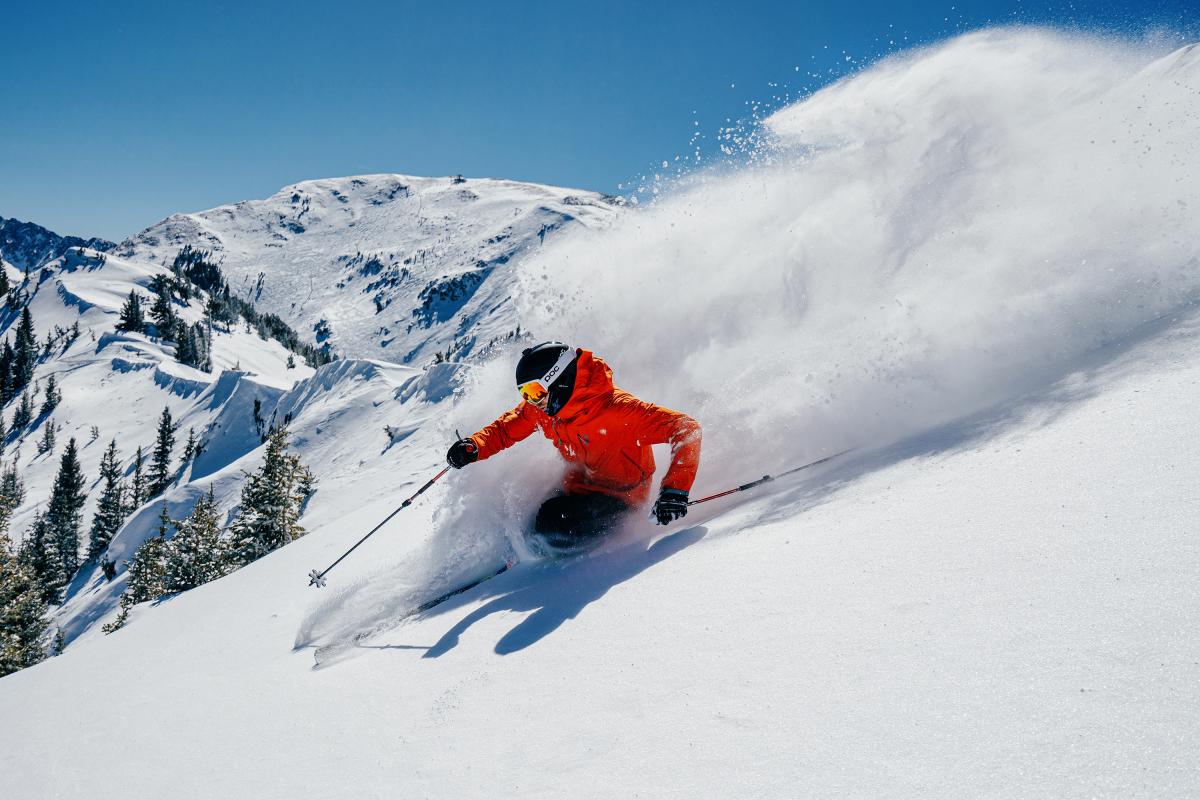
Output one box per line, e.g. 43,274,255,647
312,641,353,670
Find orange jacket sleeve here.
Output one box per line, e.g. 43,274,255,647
615,394,702,493
469,403,539,460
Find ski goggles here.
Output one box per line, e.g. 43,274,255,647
517,347,576,406
519,380,549,405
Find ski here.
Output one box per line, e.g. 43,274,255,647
410,560,514,616
311,559,515,668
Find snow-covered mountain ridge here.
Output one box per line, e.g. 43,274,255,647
0,215,114,273
117,174,623,364
0,170,622,660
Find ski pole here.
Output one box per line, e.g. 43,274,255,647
308,466,451,587
687,448,856,507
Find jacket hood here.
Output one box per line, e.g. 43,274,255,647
553,349,614,421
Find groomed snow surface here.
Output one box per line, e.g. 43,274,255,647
2,27,1199,798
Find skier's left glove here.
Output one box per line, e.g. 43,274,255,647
651,488,689,526
446,438,479,469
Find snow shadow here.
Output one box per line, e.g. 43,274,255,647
416,526,707,658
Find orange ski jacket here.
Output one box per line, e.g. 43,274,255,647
468,349,701,506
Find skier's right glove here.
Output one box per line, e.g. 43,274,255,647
446,438,479,469
651,488,689,526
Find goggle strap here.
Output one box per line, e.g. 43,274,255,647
537,347,577,389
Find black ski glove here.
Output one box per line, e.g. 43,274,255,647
651,488,689,526
446,438,478,469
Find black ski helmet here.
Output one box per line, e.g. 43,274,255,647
516,342,578,416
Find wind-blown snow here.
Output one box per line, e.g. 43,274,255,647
2,27,1199,799
496,28,1200,498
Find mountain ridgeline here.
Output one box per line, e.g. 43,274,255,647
0,216,114,275
116,174,622,365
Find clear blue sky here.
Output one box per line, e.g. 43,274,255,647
1,0,1193,241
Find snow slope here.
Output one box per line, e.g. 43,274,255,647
3,281,1198,800
2,27,1199,798
0,242,388,652
116,174,623,364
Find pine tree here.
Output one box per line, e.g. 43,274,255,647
0,531,49,677
226,425,313,568
12,306,37,392
35,421,55,455
0,463,24,536
116,290,145,333
0,414,6,458
128,445,148,512
194,322,211,372
148,406,176,497
88,440,125,560
38,374,61,416
102,518,168,634
150,285,176,337
182,428,198,463
18,511,55,604
0,340,14,404
44,438,87,598
163,487,225,593
11,389,34,430
125,532,168,604
174,321,195,366
0,266,9,298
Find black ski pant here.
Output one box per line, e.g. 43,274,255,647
532,492,631,548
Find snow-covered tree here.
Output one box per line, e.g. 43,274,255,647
0,463,24,536
226,425,314,568
116,290,145,333
163,486,225,593
128,445,148,512
181,428,199,464
38,374,61,416
12,306,37,392
88,440,125,560
149,283,177,336
43,438,87,597
0,532,49,677
0,340,14,404
18,511,54,604
174,322,211,372
148,406,176,497
35,421,55,455
102,509,170,634
11,389,34,430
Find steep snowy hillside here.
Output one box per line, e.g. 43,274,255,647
117,174,623,364
1,27,1198,799
3,300,1199,799
0,244,325,639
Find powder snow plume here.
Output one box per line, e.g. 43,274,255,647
319,27,1200,625
481,27,1200,498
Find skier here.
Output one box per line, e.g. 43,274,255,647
446,343,701,551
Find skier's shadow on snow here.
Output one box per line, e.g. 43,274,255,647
421,526,707,658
